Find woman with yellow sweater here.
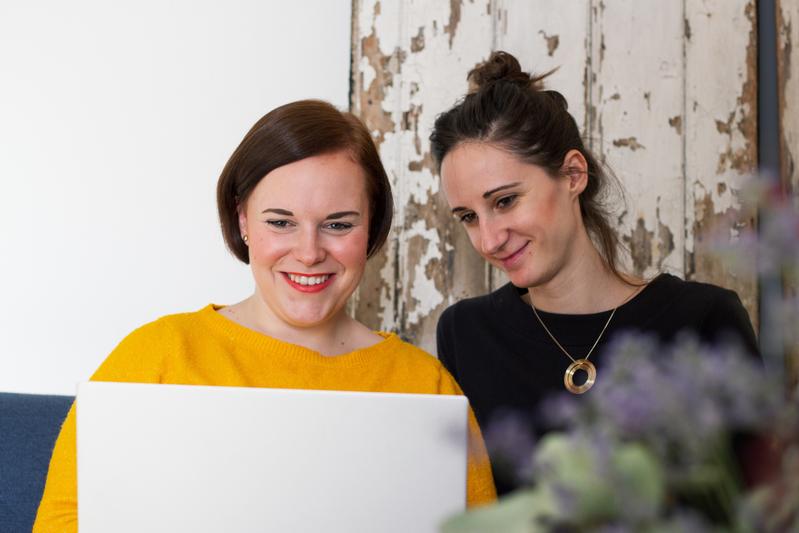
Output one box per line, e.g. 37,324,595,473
33,100,496,531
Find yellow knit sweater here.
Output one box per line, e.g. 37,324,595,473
33,305,496,531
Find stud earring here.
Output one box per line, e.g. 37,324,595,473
242,234,249,244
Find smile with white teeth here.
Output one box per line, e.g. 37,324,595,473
286,273,332,286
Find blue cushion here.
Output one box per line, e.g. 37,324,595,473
0,392,73,532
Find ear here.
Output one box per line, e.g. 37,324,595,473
237,203,248,240
561,149,589,198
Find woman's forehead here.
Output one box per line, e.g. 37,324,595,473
441,144,542,196
247,154,369,213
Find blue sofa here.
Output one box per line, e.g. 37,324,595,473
0,393,73,532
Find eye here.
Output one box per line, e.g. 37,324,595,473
458,212,477,225
495,194,518,209
266,219,294,230
324,221,354,232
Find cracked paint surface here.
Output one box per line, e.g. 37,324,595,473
684,0,758,326
590,0,685,280
538,30,560,57
669,115,683,135
612,137,645,151
351,0,493,349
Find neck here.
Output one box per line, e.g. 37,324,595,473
237,295,360,356
527,239,636,314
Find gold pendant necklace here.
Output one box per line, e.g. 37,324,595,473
529,303,616,394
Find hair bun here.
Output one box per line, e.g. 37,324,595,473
467,51,557,95
468,51,542,92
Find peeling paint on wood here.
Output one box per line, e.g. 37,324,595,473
612,137,645,151
669,115,683,135
351,0,494,351
684,0,758,327
589,0,685,280
777,0,799,384
627,218,653,275
689,189,758,323
538,30,560,57
444,0,462,48
624,204,677,277
411,27,425,53
778,0,798,202
494,0,590,135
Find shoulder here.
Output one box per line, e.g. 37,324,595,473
633,274,758,355
646,273,744,314
674,276,757,351
436,283,524,371
386,334,446,372
91,305,216,381
378,333,466,392
121,305,214,343
390,336,467,394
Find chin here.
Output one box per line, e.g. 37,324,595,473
283,311,334,328
506,268,548,290
507,274,532,289
283,300,348,328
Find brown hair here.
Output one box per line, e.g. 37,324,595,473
430,51,625,280
217,100,393,264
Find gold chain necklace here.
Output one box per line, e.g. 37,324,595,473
529,304,616,394
529,284,646,394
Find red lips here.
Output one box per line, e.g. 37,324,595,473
281,272,336,293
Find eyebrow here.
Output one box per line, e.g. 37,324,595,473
326,211,360,219
261,208,360,219
482,182,521,199
450,182,522,214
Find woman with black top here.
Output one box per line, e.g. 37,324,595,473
429,51,758,493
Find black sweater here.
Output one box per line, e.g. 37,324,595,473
436,274,758,492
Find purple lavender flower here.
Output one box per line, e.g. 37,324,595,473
482,410,536,484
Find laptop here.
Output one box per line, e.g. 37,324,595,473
76,382,468,533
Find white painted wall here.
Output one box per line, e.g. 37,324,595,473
0,0,351,395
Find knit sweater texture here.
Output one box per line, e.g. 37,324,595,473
33,305,496,532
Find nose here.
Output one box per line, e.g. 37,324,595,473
294,227,326,266
478,217,509,257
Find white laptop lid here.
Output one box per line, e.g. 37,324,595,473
76,382,468,533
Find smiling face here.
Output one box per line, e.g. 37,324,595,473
440,142,588,289
238,150,370,329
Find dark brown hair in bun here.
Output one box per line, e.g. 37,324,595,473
467,51,538,91
430,50,624,281
468,51,567,109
